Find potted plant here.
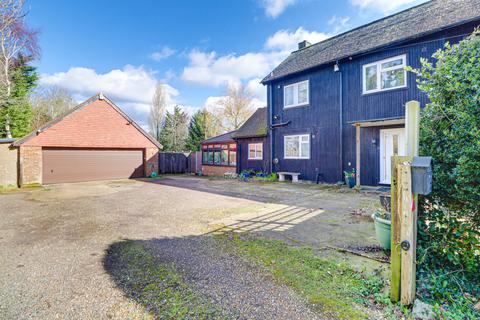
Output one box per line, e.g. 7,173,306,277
372,211,391,250
343,169,356,188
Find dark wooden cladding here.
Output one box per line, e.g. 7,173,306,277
268,22,479,185
42,148,144,184
236,136,270,173
158,152,188,174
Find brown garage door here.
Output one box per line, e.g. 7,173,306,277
42,149,144,184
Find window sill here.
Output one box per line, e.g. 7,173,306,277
284,103,309,109
284,157,310,160
362,86,408,96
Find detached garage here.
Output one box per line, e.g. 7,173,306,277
13,93,161,185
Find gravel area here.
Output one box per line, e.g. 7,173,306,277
0,176,378,319
142,236,321,320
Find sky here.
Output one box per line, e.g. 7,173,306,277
26,0,428,129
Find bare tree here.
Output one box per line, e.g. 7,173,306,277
215,84,255,132
0,0,39,137
148,83,167,142
30,85,76,130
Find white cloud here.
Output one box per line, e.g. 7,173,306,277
350,0,422,14
149,46,176,61
40,65,179,115
265,27,330,51
328,15,350,34
260,0,297,18
181,49,286,88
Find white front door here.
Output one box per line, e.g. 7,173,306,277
379,128,405,184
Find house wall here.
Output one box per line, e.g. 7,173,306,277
202,165,236,176
237,136,269,173
0,142,18,187
268,22,479,185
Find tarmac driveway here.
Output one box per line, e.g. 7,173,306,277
0,176,380,319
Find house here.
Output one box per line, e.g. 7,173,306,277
12,93,161,185
233,107,270,173
261,0,480,186
200,131,237,176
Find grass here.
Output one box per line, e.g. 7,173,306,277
223,234,388,320
105,240,226,319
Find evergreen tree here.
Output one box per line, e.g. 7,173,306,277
159,105,189,151
185,109,218,151
0,60,38,137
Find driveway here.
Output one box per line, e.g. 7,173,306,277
0,176,380,319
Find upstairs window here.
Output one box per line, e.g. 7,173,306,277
284,80,309,108
248,143,263,160
363,55,406,94
284,134,310,159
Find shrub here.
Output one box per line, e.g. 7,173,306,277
408,29,480,316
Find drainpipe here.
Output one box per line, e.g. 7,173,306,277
336,61,344,181
268,84,274,173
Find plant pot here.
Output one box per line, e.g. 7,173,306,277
372,212,391,250
345,176,355,188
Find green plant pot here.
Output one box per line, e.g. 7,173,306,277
372,212,391,250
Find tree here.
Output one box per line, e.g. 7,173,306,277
30,85,76,130
159,105,189,152
0,57,37,138
148,83,167,142
185,109,219,151
215,84,255,131
0,0,39,138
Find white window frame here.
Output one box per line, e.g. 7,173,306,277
248,143,263,160
362,54,407,94
283,80,309,108
284,134,310,159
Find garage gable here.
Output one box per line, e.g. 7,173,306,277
14,93,161,149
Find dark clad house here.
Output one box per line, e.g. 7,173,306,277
233,107,270,173
201,131,237,176
261,0,480,186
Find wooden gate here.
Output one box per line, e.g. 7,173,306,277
158,152,188,174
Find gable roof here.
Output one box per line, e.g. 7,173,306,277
201,130,237,144
262,0,480,83
233,107,267,139
13,93,162,149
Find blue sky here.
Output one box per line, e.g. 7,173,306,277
26,0,427,128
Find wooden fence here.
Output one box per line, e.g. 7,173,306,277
158,152,189,174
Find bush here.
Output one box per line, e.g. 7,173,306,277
409,29,480,316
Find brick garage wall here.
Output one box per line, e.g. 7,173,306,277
19,146,42,186
145,147,159,177
202,165,236,176
0,142,18,186
23,99,158,149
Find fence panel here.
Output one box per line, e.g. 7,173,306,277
158,152,188,174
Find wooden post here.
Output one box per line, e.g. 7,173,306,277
400,100,420,305
405,101,420,157
391,100,420,304
390,155,410,302
355,124,361,187
399,162,416,305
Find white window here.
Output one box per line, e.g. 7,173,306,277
362,55,407,94
284,134,310,159
284,80,309,108
248,143,263,160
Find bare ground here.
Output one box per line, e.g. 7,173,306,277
0,176,382,319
